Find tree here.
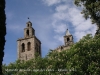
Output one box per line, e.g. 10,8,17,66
2,34,100,74
66,34,100,74
0,0,6,74
74,0,100,30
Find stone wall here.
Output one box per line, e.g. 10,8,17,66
17,21,41,61
17,36,41,61
54,45,71,52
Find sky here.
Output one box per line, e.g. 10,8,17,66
3,0,97,65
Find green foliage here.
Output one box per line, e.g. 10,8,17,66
74,0,100,28
65,34,100,75
2,34,100,75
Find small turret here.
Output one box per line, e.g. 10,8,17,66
64,29,73,46
24,21,35,38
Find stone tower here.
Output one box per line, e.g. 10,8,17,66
54,29,74,52
17,21,41,61
64,29,73,46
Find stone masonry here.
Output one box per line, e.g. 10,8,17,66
17,21,41,61
54,29,74,52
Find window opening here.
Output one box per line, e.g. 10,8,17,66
67,38,70,42
22,43,25,52
26,30,29,36
27,42,31,51
28,24,29,27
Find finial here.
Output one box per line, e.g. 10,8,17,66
28,17,30,20
27,17,31,22
65,28,71,35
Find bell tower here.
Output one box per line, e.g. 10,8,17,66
17,20,41,61
24,21,35,38
64,29,73,46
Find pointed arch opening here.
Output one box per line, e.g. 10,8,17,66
28,24,29,27
27,42,31,51
22,43,25,52
26,30,29,36
67,37,70,42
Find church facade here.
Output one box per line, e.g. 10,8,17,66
17,21,41,61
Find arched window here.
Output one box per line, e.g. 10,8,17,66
26,30,29,36
27,42,31,51
67,38,70,42
22,43,25,52
28,24,29,27
61,46,63,50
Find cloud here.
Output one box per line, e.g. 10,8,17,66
74,25,97,41
55,5,68,12
75,20,94,31
54,35,64,44
53,23,67,33
43,0,61,6
42,0,97,43
43,0,72,6
66,7,97,41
